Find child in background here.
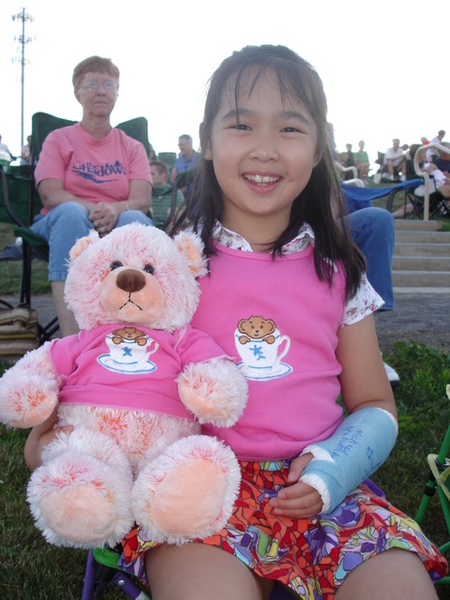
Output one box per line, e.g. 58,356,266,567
26,45,447,599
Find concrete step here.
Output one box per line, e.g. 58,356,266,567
392,221,450,286
394,242,450,257
393,270,450,287
394,220,442,231
395,230,450,244
392,256,450,271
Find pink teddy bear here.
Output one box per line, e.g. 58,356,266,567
0,224,247,549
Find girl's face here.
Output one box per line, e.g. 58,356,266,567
205,68,318,237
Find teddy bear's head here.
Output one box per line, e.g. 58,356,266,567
64,224,208,332
237,316,276,339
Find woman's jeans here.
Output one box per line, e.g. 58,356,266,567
30,201,154,281
346,207,395,311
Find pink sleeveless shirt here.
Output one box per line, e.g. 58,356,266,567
191,242,362,460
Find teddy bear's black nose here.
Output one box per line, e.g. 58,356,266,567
116,269,146,293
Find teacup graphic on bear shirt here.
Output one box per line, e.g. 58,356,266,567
98,326,159,374
234,316,291,381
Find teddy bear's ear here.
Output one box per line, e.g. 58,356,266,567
173,231,208,278
69,230,100,262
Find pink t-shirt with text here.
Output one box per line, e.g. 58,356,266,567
35,123,152,214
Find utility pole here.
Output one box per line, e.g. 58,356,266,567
12,8,34,149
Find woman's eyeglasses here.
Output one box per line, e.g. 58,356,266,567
80,80,118,92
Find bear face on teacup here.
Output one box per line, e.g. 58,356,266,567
98,326,160,374
234,316,292,381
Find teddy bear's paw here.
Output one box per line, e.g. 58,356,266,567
177,359,248,427
0,376,59,428
132,435,241,545
27,452,134,549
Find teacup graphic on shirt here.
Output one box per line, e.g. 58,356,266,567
234,316,292,381
98,326,159,374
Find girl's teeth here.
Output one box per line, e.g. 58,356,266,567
246,174,278,183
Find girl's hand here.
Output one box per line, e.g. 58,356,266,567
269,453,323,518
24,410,73,472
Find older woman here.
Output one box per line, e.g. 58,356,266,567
31,56,153,336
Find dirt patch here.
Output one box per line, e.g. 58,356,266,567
375,292,450,353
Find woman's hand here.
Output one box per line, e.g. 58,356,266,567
89,202,120,236
269,453,323,518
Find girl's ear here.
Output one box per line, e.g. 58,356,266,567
313,148,323,167
199,122,212,160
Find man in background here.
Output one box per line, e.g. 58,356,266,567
170,134,199,185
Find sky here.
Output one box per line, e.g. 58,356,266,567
1,0,449,167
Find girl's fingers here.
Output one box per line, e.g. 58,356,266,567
270,487,323,518
272,500,324,519
287,452,313,482
269,479,323,517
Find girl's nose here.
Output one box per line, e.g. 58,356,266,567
249,134,279,162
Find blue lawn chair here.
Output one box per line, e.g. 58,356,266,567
341,179,423,214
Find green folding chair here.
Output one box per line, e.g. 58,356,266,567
415,384,450,585
1,113,151,344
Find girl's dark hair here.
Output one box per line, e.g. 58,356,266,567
173,44,365,300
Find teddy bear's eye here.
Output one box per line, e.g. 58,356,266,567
143,264,155,275
110,261,123,271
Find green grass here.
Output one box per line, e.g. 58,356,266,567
1,344,449,598
0,221,449,597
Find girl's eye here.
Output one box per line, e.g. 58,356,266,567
281,126,300,133
143,264,155,275
232,123,250,131
110,261,123,270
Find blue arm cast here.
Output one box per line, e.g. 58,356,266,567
299,407,398,514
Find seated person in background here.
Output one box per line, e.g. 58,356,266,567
0,134,13,162
354,139,370,182
383,138,406,181
30,55,153,337
169,134,200,188
427,130,446,162
21,135,32,165
434,142,450,175
342,143,356,180
149,160,184,230
392,144,450,218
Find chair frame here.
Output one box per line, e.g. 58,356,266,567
0,165,59,344
164,168,197,230
415,385,450,586
82,547,151,599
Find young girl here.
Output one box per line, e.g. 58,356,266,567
26,45,446,599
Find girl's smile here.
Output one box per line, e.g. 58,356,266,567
204,67,318,246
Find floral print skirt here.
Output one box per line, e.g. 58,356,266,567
118,459,447,598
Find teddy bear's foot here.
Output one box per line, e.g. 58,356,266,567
132,435,241,545
27,439,134,548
